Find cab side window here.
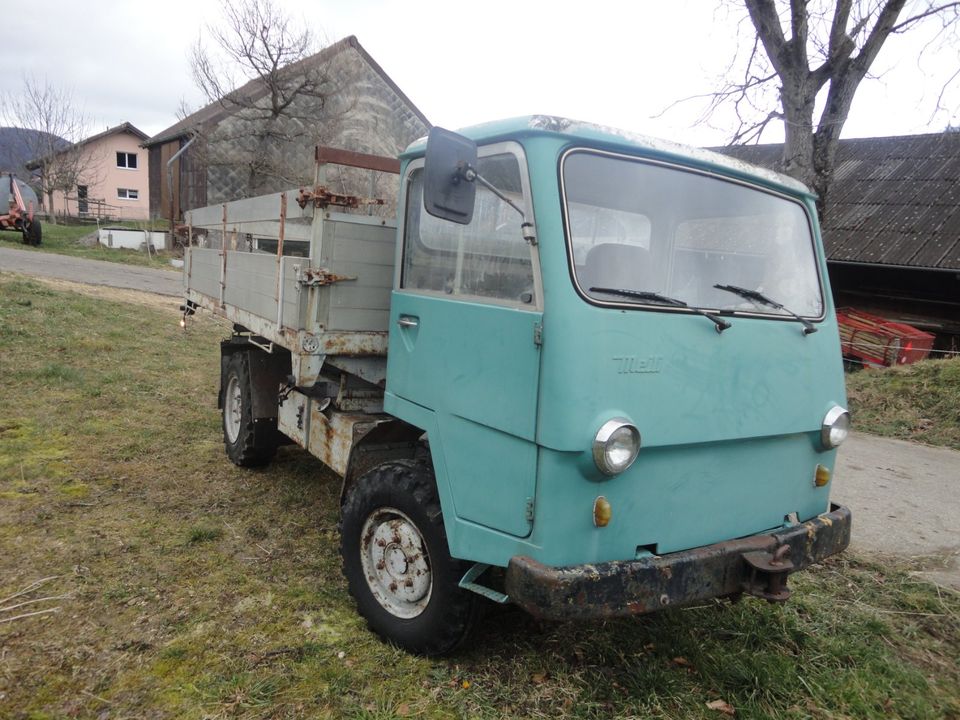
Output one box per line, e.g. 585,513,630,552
402,153,534,305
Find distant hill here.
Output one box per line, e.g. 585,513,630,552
0,127,69,178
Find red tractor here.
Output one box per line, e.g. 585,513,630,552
1,173,42,245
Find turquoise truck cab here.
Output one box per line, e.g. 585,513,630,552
379,116,851,645
195,115,852,656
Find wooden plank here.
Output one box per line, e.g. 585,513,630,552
316,146,401,175
188,191,312,227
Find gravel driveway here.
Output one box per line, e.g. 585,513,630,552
834,432,960,588
0,246,181,297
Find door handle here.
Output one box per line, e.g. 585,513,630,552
397,316,419,328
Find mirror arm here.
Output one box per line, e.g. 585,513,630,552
461,165,537,245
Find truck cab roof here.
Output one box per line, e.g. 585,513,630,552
403,115,811,198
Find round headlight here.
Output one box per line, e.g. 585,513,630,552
820,406,851,449
593,418,641,475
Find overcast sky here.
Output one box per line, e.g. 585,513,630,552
1,0,956,147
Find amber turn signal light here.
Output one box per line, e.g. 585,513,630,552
814,464,831,487
593,496,612,527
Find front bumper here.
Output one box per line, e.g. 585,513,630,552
504,503,851,621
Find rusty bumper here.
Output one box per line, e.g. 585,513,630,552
504,504,851,621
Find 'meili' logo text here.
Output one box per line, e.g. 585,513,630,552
613,356,663,374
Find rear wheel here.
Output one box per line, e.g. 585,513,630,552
27,219,41,246
340,460,479,655
221,352,277,467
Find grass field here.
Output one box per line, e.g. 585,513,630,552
0,220,178,271
846,357,960,450
1,274,959,719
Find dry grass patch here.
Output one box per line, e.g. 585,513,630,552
846,357,960,449
1,276,958,719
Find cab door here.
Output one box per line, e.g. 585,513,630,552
386,145,542,538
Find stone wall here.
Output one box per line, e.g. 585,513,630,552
201,45,428,213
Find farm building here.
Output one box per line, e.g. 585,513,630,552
718,132,960,341
143,35,429,222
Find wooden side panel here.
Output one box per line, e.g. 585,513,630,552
323,219,396,332
221,251,306,329
188,248,222,299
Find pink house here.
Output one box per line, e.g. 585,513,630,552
46,122,151,221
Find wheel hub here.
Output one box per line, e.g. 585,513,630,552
360,509,432,618
224,375,242,443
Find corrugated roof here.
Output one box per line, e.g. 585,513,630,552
715,132,960,271
144,35,429,148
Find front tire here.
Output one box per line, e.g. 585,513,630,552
221,351,277,467
340,460,479,655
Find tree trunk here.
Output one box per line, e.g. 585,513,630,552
45,188,58,225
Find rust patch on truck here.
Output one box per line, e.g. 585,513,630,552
297,186,387,211
307,408,384,477
320,332,389,356
505,504,852,621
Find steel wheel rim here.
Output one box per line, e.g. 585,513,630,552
360,507,432,618
224,375,242,443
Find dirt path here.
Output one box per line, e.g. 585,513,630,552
834,432,960,589
0,246,181,297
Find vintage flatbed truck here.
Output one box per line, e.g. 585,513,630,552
182,116,852,655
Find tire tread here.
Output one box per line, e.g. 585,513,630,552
340,459,479,656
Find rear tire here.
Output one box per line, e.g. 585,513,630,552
340,459,479,656
221,352,277,467
27,219,41,246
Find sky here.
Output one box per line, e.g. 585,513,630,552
0,0,956,147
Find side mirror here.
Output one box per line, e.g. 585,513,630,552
423,127,477,225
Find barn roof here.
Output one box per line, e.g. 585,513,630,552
716,132,960,271
144,35,430,148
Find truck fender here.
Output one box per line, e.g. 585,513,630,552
340,418,424,507
218,339,290,419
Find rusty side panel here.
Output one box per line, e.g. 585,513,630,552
320,331,388,356
187,290,301,348
307,406,387,477
504,504,852,621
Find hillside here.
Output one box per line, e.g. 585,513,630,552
0,126,68,177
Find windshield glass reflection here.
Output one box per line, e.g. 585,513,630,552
563,151,823,319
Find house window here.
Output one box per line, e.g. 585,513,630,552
117,188,139,200
116,152,138,169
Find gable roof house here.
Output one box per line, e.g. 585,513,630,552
718,132,960,338
143,35,430,223
28,122,150,220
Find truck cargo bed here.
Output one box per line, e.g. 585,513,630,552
183,189,397,359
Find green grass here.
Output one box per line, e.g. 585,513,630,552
846,356,960,449
1,274,958,719
0,219,179,271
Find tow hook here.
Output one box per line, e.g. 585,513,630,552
741,544,794,602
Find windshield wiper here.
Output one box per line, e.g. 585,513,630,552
590,287,731,334
713,284,817,335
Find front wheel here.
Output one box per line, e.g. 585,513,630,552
340,460,479,655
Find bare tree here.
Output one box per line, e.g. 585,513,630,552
677,1,960,215
2,75,92,223
188,0,346,197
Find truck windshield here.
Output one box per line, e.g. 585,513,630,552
561,150,824,319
